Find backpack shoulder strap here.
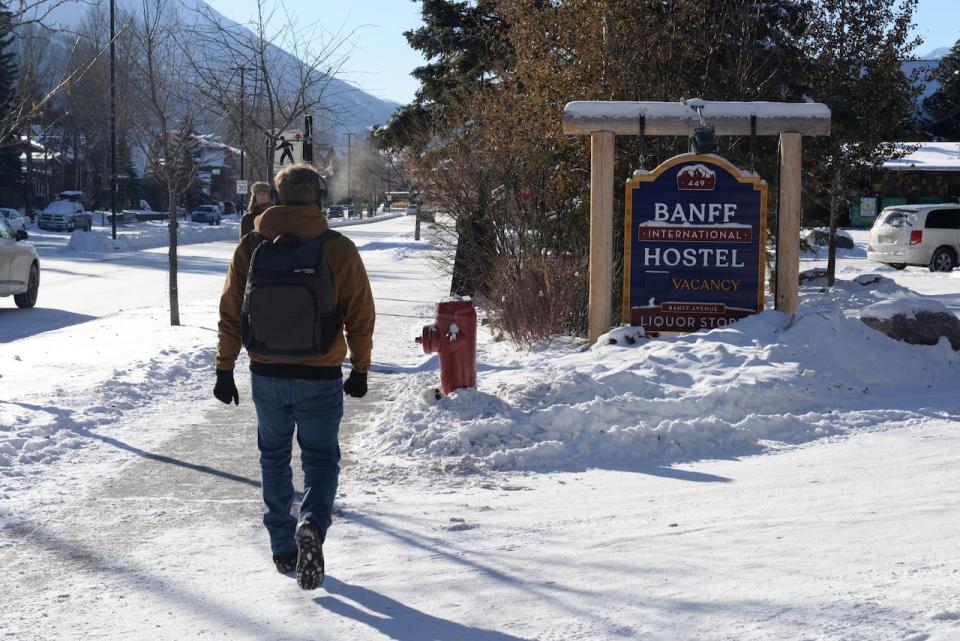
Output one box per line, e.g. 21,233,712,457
301,229,342,255
318,228,341,243
245,231,267,247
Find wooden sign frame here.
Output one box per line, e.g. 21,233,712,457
560,100,831,344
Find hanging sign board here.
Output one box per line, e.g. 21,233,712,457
624,153,767,333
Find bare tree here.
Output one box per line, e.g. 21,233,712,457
10,0,83,31
7,21,116,215
183,0,351,183
41,5,140,206
129,0,206,326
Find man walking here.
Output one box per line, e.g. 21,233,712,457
213,163,375,590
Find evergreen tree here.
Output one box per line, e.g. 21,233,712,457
374,0,509,151
0,2,21,196
118,134,141,208
923,40,960,140
802,0,920,285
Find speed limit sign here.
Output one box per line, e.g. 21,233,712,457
236,180,249,195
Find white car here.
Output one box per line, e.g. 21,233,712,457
0,215,40,308
0,208,26,232
867,204,960,271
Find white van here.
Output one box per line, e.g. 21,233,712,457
867,204,960,271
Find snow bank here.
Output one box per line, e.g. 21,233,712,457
359,275,960,472
329,212,404,229
0,306,219,473
67,220,240,252
65,213,405,252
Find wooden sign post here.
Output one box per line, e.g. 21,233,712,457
561,100,831,344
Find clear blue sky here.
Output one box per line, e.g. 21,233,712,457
204,0,958,106
204,0,427,105
911,0,960,57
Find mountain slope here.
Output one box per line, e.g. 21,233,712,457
43,0,401,147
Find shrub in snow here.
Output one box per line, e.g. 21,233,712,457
804,228,855,250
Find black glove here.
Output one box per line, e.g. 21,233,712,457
214,369,239,405
343,370,368,398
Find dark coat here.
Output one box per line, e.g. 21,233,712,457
239,202,267,238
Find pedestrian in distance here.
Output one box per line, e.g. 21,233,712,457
214,162,375,590
239,181,272,238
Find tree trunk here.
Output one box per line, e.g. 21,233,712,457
450,208,495,297
266,136,274,185
826,169,841,287
168,189,180,326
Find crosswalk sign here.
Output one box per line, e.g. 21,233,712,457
274,131,303,171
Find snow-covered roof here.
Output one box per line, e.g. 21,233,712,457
195,134,241,156
883,142,960,172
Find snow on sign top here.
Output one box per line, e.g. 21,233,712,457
561,100,831,136
882,142,960,172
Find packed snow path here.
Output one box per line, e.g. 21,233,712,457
1,220,959,639
3,395,958,640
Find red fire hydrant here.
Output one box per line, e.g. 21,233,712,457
419,299,477,395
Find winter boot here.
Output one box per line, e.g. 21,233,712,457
295,518,325,590
273,551,297,574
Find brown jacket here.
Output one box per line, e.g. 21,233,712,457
217,204,375,375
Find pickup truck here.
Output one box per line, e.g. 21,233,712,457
37,200,93,232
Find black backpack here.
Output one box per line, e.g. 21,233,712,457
240,230,341,359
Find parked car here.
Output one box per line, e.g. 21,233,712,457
405,205,419,216
0,216,40,308
191,205,222,225
327,205,344,218
38,200,92,232
867,204,960,271
0,208,27,232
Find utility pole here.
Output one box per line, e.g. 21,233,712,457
228,65,246,210
24,123,34,221
346,132,353,211
239,69,244,182
110,0,117,240
303,114,313,164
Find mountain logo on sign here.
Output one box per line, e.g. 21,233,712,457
677,164,717,191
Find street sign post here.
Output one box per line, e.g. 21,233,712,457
624,153,767,333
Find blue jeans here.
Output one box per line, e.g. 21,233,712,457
251,373,343,555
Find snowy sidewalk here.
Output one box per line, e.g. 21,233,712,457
3,390,958,640
3,220,960,640
0,373,406,640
